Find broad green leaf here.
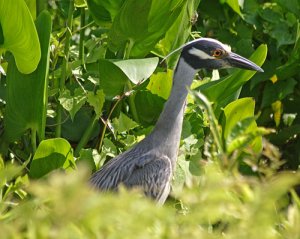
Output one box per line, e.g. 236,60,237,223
99,59,128,99
61,107,100,142
222,98,262,153
113,57,159,84
112,112,138,133
87,0,124,26
59,88,87,121
87,89,105,117
199,44,267,106
108,0,186,57
29,138,75,179
147,70,173,100
24,0,36,19
134,90,165,125
0,0,41,74
155,0,200,68
3,11,51,142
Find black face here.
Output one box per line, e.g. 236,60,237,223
180,38,263,72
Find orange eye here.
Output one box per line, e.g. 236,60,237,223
212,49,224,58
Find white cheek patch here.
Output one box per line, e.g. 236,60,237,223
188,47,215,60
223,44,231,52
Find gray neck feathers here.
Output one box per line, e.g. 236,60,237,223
145,58,196,165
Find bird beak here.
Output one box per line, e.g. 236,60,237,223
226,52,264,72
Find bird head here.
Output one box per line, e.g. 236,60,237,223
180,38,263,72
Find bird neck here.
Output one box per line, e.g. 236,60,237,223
147,58,197,162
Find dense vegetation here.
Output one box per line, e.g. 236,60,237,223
0,0,299,238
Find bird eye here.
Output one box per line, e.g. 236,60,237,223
212,49,224,58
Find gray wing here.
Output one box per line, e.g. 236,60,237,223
90,147,172,203
123,156,172,204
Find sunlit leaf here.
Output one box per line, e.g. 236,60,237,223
223,98,262,153
111,112,138,133
75,0,87,7
87,89,105,117
147,70,173,100
221,0,243,17
59,88,87,121
0,0,40,74
29,138,75,178
113,57,159,84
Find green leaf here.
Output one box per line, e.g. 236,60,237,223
262,79,297,107
29,138,75,179
147,70,173,100
59,88,87,121
113,57,159,84
99,59,128,99
77,148,96,171
3,11,51,141
75,0,87,7
112,112,138,134
155,0,200,68
61,108,100,142
24,0,36,19
222,0,243,18
87,0,124,26
87,89,105,117
134,90,165,125
0,0,41,74
222,98,262,153
108,0,186,57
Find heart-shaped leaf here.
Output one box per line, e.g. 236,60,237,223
113,57,159,84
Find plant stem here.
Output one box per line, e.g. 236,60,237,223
98,98,122,152
79,7,85,67
55,0,74,137
126,81,139,122
74,114,98,156
31,128,37,154
190,90,227,165
124,39,139,122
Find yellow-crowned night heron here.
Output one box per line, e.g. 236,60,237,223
90,38,263,204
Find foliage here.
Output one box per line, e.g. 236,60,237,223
0,0,41,74
0,0,299,238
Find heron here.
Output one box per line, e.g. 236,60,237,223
90,38,263,204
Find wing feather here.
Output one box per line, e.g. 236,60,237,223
90,146,172,203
